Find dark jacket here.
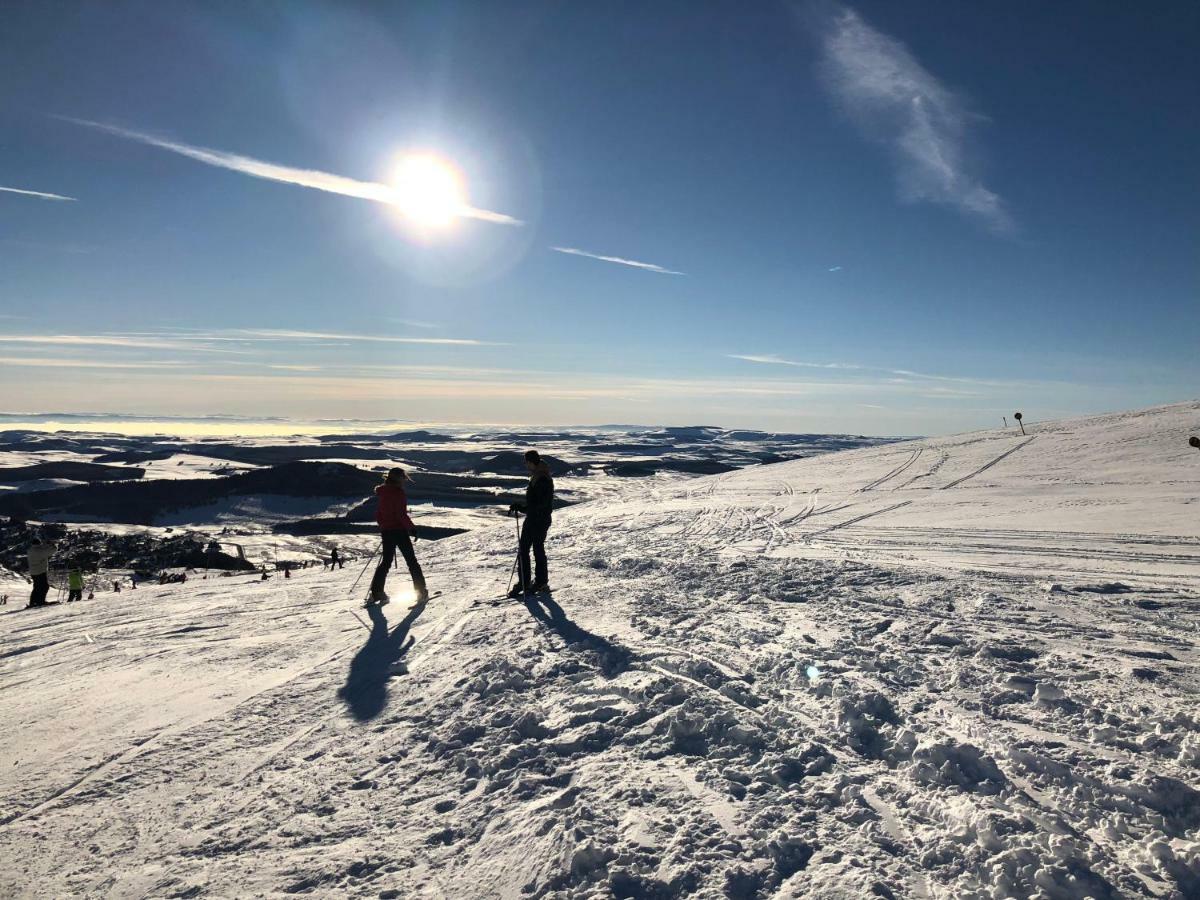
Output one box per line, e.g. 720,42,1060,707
519,465,554,521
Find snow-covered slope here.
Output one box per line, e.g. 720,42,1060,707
2,402,1198,898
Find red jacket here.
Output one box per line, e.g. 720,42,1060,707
375,483,415,531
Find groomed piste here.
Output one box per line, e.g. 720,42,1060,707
2,401,1198,898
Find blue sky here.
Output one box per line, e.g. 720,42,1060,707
1,1,1196,435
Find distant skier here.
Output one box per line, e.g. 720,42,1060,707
508,450,554,598
67,568,84,602
369,468,428,605
26,538,54,608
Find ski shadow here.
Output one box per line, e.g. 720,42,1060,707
338,601,427,722
522,593,634,676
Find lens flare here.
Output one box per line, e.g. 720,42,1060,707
391,153,468,229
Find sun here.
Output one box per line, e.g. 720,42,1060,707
391,153,468,229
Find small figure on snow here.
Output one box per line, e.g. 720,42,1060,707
507,450,555,598
67,567,84,602
331,547,343,570
369,468,428,605
26,538,55,608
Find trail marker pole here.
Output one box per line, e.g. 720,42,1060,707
1014,411,1025,436
1003,416,1008,428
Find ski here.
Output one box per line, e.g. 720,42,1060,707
474,588,554,607
362,590,441,610
18,602,62,612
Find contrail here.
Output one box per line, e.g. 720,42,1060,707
551,246,684,275
0,185,76,202
65,118,521,226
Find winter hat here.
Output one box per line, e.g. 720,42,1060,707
384,467,408,484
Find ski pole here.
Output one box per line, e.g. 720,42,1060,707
505,511,522,595
349,548,379,597
515,511,528,597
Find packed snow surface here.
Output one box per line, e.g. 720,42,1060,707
2,402,1198,898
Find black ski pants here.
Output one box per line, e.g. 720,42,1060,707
519,516,551,589
29,573,49,607
371,529,425,595
67,589,83,602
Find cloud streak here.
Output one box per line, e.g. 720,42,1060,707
728,354,861,370
728,351,1042,391
232,329,494,346
61,119,685,277
0,334,244,353
0,185,76,202
65,118,521,226
0,357,185,369
552,246,684,276
815,6,1012,232
101,328,495,347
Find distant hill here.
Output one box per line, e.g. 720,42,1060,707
0,461,145,483
0,461,530,527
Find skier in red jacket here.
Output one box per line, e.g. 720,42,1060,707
369,468,428,605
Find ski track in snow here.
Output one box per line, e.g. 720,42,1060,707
2,401,1199,898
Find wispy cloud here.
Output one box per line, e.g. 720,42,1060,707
828,265,843,272
64,118,521,226
0,356,184,369
0,334,244,353
101,328,494,347
0,185,76,202
233,329,493,346
728,352,1039,392
552,246,684,276
814,6,1012,232
728,354,861,370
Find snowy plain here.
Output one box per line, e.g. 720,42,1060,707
1,401,1198,898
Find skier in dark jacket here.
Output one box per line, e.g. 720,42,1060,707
508,450,554,597
369,468,428,605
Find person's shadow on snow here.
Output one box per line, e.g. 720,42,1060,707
522,593,633,676
338,601,427,722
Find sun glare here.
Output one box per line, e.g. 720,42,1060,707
391,153,468,229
